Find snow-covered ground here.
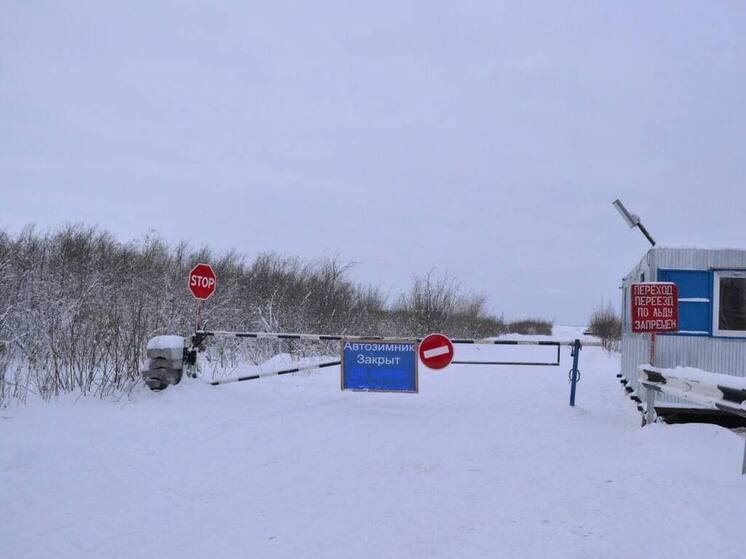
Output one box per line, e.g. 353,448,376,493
2,337,744,559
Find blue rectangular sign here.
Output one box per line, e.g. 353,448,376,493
341,339,418,393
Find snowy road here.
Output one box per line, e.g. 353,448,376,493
2,344,744,558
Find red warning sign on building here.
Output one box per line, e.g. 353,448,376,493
631,282,679,333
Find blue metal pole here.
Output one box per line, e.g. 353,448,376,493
569,339,581,406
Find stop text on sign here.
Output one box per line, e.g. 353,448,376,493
191,275,215,289
188,263,217,301
631,282,679,333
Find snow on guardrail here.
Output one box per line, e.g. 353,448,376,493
638,365,746,474
638,365,746,419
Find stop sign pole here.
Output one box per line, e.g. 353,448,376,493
188,263,217,330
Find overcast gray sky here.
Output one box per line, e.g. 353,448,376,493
2,1,745,324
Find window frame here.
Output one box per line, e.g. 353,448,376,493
656,268,712,336
712,270,746,338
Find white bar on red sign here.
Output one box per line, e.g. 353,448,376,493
423,345,451,359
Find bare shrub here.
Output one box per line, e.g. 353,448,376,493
0,227,553,404
393,270,458,335
505,319,553,336
589,302,621,351
391,271,508,338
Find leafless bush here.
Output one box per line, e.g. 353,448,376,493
588,302,621,351
505,319,553,336
391,271,509,338
393,270,458,335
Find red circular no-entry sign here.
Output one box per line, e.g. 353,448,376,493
419,333,454,370
188,263,217,300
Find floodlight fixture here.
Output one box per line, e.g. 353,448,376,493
612,199,656,247
613,199,639,228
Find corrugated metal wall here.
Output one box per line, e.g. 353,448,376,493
620,334,649,396
652,247,746,271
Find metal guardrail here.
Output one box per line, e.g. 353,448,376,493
638,365,746,474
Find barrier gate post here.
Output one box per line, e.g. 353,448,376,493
569,339,581,407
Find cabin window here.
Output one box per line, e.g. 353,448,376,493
713,271,746,337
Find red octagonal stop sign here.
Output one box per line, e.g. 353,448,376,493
419,333,454,370
188,263,217,300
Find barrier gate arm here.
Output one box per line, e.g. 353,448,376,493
209,360,341,386
195,331,601,373
194,329,601,348
195,331,598,406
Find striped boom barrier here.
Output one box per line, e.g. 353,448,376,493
194,330,599,347
638,365,746,474
209,360,340,386
196,330,600,405
194,330,601,370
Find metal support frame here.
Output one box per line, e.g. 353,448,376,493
452,359,559,366
636,222,656,247
643,385,657,426
451,340,562,367
569,339,581,407
196,329,596,406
